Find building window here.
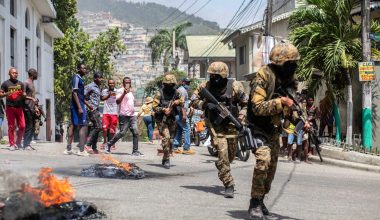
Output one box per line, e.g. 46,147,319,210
25,38,30,71
10,0,16,17
37,46,41,72
239,45,246,65
36,24,40,38
25,9,30,29
0,0,4,6
10,28,15,67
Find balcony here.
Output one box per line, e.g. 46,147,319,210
31,0,56,18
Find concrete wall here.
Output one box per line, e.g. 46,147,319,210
0,0,56,141
234,36,251,81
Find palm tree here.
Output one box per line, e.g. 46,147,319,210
289,0,380,145
148,22,192,71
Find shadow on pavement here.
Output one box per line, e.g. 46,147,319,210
109,152,131,156
226,210,301,220
202,159,217,164
268,163,297,210
225,210,248,219
180,185,224,196
145,163,177,168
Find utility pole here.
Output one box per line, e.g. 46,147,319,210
362,0,372,150
172,29,176,70
264,0,273,35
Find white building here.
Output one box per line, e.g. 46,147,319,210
0,0,63,141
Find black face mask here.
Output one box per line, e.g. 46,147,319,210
163,84,175,93
270,61,298,81
210,75,228,89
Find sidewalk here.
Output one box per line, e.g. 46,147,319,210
309,145,380,173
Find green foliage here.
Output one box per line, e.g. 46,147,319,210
52,0,78,32
148,22,192,71
144,70,187,97
289,0,380,100
77,0,220,35
53,0,126,122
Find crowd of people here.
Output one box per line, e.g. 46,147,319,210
1,41,338,219
0,67,45,151
61,63,197,158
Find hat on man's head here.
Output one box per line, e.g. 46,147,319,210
145,97,153,104
182,77,191,83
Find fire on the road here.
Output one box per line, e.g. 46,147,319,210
101,155,132,172
22,167,75,207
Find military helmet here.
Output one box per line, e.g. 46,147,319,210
207,61,229,78
269,42,300,65
162,73,177,84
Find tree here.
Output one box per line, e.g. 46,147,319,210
144,70,187,97
53,0,126,122
289,0,380,144
148,22,192,71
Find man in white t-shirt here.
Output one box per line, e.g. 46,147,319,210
104,77,143,156
101,79,118,149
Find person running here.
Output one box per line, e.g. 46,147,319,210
101,79,118,150
64,63,89,156
84,72,103,154
0,67,26,150
104,77,143,156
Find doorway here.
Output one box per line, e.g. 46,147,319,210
45,99,51,141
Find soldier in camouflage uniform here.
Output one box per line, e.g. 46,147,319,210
191,61,248,198
247,42,301,219
152,73,185,169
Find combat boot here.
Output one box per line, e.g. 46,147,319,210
224,186,234,198
248,198,263,219
162,159,170,169
260,198,269,215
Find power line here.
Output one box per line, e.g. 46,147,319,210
252,0,264,24
272,0,292,15
174,0,213,25
197,0,252,57
154,0,188,28
212,0,262,55
201,0,257,57
160,0,201,28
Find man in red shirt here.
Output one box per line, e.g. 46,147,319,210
0,67,27,150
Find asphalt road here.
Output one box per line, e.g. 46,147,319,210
0,142,379,220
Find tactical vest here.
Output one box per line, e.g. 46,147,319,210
159,88,179,115
206,79,239,126
246,67,277,134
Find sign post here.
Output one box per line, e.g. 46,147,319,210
359,61,375,150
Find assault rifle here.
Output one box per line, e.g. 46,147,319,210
162,92,181,122
275,84,323,162
199,88,257,152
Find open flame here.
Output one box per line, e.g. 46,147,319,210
101,155,132,172
22,167,75,207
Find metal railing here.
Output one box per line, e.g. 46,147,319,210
319,134,380,155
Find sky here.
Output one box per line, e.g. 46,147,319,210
127,0,267,28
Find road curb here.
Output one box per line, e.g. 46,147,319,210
309,155,380,173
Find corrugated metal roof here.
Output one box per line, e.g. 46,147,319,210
186,35,235,58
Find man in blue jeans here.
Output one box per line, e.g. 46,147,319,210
173,78,194,155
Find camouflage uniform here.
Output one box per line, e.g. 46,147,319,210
191,62,248,192
248,42,300,218
34,105,46,139
152,74,185,167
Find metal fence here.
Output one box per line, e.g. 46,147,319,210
319,134,380,155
